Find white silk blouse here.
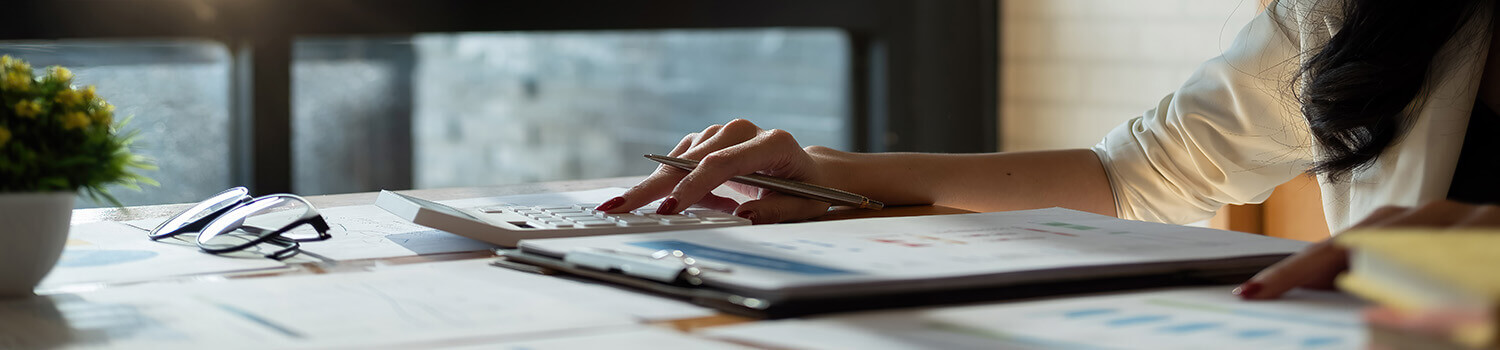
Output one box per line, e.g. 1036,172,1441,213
1091,0,1492,232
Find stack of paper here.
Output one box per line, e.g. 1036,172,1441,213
10,262,718,349
699,286,1368,350
40,222,287,290
1337,230,1500,348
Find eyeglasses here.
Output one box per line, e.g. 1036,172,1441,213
149,187,332,260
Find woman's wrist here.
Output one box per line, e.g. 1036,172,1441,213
805,147,934,207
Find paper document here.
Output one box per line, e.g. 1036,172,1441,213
0,293,294,350
15,265,641,349
520,208,1311,293
433,327,753,350
700,286,1368,350
295,205,497,260
375,259,717,321
39,222,287,289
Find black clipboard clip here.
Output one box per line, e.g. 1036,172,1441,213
492,248,774,317
561,247,732,286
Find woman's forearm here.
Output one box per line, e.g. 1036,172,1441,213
811,148,1117,216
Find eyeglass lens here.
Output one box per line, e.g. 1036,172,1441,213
149,187,251,240
197,195,325,258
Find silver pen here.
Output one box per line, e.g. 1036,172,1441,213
645,154,885,210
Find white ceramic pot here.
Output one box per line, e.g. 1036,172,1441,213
0,192,75,298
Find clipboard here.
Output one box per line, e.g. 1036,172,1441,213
490,208,1309,318
495,247,1276,319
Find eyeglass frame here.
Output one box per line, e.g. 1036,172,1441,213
149,187,333,260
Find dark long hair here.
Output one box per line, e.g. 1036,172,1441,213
1297,0,1493,180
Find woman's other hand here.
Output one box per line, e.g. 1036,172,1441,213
1233,200,1500,300
595,119,840,224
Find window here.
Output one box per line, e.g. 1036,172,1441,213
8,0,996,202
292,29,850,194
0,40,233,208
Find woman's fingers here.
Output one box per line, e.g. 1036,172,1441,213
694,192,743,213
1235,200,1500,301
604,119,772,213
600,132,704,212
733,192,832,224
1365,306,1492,338
1234,240,1349,299
659,128,812,214
610,119,837,221
1451,204,1500,227
1232,205,1407,300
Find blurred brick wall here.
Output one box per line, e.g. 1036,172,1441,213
999,0,1261,151
410,30,850,189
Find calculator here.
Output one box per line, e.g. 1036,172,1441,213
375,190,751,247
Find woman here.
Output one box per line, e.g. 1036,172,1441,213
595,0,1500,300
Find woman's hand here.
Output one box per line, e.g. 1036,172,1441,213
1233,200,1500,299
595,119,841,224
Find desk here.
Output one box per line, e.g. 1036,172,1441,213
56,176,974,338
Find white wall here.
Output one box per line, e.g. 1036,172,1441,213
999,0,1262,151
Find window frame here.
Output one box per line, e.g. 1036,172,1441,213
3,0,998,195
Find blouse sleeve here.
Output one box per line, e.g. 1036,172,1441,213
1091,2,1319,224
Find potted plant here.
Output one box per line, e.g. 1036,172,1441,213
0,55,153,297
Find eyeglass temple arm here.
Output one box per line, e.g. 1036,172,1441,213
150,200,248,240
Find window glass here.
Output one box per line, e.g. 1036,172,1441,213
0,40,233,208
292,29,850,193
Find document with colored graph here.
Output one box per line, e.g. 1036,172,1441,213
516,208,1309,299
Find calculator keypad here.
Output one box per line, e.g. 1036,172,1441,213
481,203,749,229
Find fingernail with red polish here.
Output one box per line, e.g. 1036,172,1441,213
736,210,756,222
656,198,679,215
1232,282,1262,299
595,197,625,212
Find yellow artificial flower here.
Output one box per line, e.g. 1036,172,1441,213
81,85,98,102
55,88,82,107
46,66,73,84
0,126,10,147
61,111,90,130
91,103,114,126
2,71,30,92
1,55,30,74
13,99,42,118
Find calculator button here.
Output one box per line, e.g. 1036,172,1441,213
537,207,577,215
524,213,554,221
554,212,596,219
572,203,601,211
479,206,511,213
516,209,546,216
649,214,701,225
630,206,660,215
703,216,747,223
572,220,617,228
684,209,732,218
596,213,633,220
613,216,660,226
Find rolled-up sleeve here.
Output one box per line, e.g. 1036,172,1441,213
1091,2,1318,224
